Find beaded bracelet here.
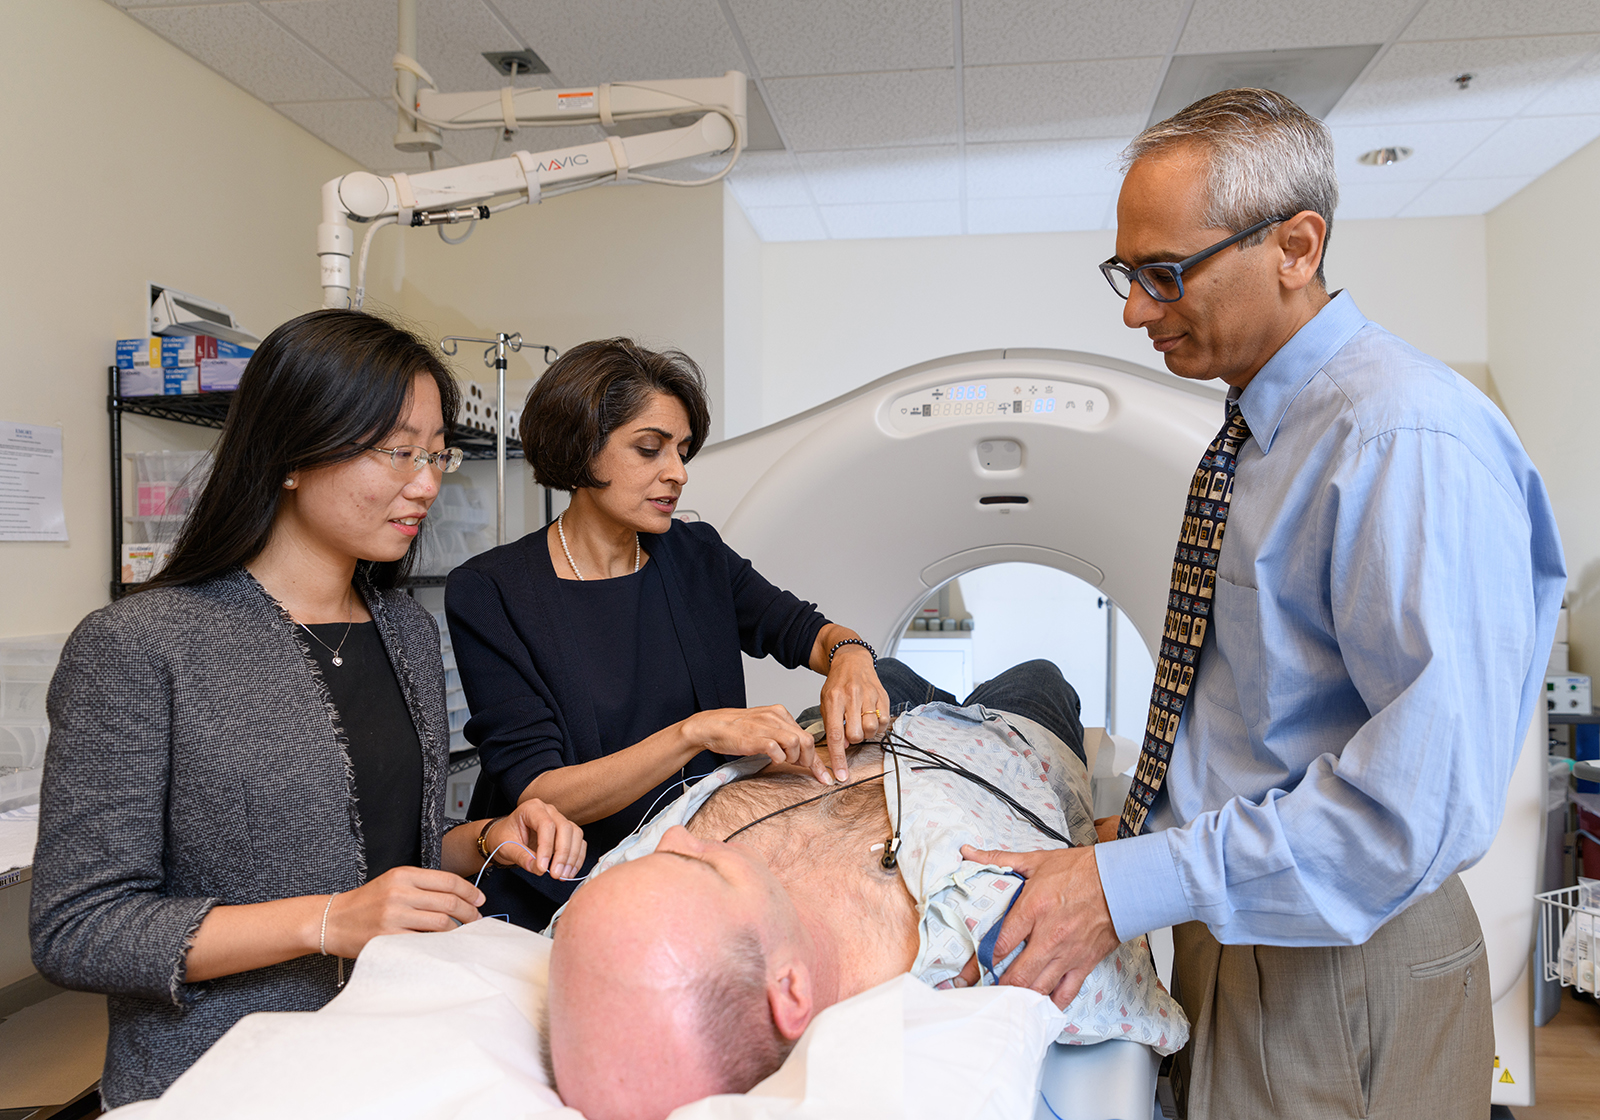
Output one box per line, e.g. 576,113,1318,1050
828,637,877,665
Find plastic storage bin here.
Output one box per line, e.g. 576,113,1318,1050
127,450,211,548
0,634,64,812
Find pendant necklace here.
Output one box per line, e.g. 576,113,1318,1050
557,512,639,581
299,591,355,667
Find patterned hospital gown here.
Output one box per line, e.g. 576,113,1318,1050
557,702,1188,1055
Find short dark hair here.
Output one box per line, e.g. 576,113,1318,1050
691,925,796,1094
1125,87,1337,286
144,309,460,593
519,338,710,492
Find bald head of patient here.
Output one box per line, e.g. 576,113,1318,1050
545,827,836,1120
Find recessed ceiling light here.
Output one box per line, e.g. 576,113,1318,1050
1358,146,1414,166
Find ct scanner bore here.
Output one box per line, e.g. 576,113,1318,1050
679,348,1545,1107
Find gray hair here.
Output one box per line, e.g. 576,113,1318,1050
692,925,797,1094
1123,88,1338,285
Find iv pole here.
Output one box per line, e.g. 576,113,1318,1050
441,332,520,546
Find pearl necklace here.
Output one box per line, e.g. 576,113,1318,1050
557,512,639,581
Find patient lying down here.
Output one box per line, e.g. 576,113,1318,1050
545,661,1185,1120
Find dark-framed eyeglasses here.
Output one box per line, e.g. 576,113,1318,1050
1099,215,1289,303
366,444,465,474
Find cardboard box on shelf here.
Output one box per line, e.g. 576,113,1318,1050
162,335,254,392
114,338,163,397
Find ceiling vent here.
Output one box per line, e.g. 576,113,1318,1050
482,50,550,77
1148,44,1380,125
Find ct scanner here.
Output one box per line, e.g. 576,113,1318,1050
679,348,1547,1110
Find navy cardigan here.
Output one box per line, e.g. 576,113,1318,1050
445,520,828,906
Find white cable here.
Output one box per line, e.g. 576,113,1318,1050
352,215,397,310
437,219,476,245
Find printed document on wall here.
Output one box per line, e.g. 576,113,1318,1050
0,422,68,541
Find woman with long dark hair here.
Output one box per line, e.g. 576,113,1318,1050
29,309,584,1107
446,338,891,930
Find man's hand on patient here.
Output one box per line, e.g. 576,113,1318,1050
955,844,1121,1010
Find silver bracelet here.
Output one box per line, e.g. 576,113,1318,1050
319,892,339,956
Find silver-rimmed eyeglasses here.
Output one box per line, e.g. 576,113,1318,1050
1099,215,1289,303
366,445,465,474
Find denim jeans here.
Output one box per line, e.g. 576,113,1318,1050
803,657,1086,764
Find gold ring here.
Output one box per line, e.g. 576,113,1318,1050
863,708,880,717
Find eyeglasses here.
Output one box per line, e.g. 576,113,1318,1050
366,445,465,474
1099,215,1289,303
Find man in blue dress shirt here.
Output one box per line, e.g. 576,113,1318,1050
959,89,1565,1118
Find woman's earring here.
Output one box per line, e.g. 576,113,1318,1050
283,476,297,489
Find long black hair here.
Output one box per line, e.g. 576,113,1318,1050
143,309,461,593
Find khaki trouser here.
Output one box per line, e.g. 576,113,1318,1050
1170,874,1493,1120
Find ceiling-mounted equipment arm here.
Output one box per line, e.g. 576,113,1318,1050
317,71,746,309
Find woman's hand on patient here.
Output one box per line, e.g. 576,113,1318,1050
816,645,892,783
485,799,587,880
682,705,828,784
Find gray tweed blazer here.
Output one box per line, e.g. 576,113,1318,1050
28,567,450,1107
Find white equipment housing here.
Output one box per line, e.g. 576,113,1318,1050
316,72,746,309
682,349,1545,1109
150,284,259,346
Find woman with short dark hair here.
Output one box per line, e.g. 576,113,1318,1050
29,309,584,1107
446,338,890,929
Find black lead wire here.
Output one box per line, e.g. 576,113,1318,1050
719,726,1070,851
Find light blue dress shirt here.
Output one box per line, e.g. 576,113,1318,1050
1096,291,1566,946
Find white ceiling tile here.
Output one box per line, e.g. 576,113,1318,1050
1331,119,1503,184
962,0,1187,66
265,0,530,100
1401,0,1600,42
965,138,1128,198
967,195,1116,234
965,59,1162,142
276,98,433,169
726,0,951,76
1332,180,1428,219
724,151,813,207
1329,35,1600,125
765,70,957,150
742,205,828,241
796,146,959,204
132,3,369,102
492,0,747,88
1397,176,1533,216
1522,47,1600,115
819,200,963,239
1449,113,1600,178
1176,0,1407,53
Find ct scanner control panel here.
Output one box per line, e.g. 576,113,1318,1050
886,377,1111,435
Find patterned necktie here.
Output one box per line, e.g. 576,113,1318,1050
1119,400,1251,839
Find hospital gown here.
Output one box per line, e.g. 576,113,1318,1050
563,701,1189,1055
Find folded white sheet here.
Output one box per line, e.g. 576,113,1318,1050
105,920,1069,1120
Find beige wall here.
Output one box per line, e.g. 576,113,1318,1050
362,177,728,440
0,0,357,639
754,215,1489,426
1488,136,1600,672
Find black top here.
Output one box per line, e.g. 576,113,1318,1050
303,620,423,877
445,519,829,927
554,562,703,851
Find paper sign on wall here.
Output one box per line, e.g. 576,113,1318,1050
0,422,68,542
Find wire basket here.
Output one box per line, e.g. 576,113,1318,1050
1537,885,1600,995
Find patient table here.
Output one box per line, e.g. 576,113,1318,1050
104,919,1154,1120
